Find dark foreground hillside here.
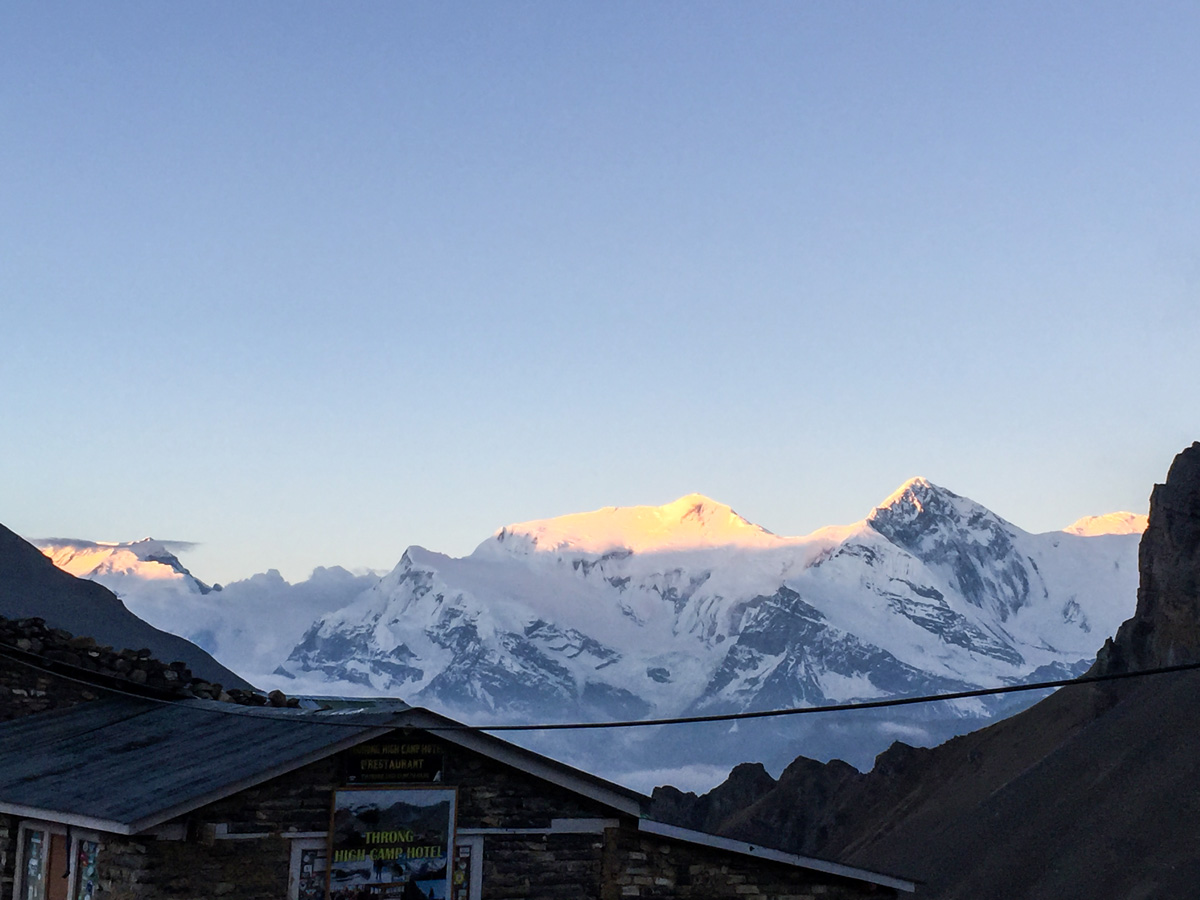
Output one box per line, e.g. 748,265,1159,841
0,523,251,688
656,441,1200,900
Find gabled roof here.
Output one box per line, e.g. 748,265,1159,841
0,695,645,835
0,695,914,893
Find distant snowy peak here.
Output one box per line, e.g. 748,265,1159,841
474,492,786,558
865,478,1035,621
34,537,216,593
1063,512,1149,537
867,478,1012,543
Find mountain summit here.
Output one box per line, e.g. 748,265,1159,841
35,537,217,594
479,493,784,557
276,478,1140,783
1062,511,1149,536
867,478,1037,622
868,478,1016,544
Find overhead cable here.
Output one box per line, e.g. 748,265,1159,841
4,641,1200,733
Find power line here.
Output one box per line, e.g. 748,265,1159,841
440,659,1200,732
5,639,1200,734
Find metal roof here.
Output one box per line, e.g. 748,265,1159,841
0,696,913,893
0,697,389,833
0,695,646,834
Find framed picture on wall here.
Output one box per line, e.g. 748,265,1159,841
328,786,457,900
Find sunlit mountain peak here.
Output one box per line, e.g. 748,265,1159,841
33,537,213,590
871,476,944,514
1062,512,1149,536
479,492,785,556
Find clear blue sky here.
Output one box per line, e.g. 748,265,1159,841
3,2,1197,584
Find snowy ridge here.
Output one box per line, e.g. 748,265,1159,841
37,537,215,593
36,483,1141,788
1062,511,1148,536
480,493,788,557
283,482,1138,727
33,537,379,682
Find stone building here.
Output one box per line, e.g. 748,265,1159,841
0,642,913,900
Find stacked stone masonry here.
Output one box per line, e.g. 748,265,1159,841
0,616,298,718
603,830,895,899
0,652,100,719
1,815,15,900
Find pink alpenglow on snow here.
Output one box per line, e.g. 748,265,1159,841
487,493,792,555
1062,512,1149,537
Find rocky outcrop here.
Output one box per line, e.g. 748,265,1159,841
1095,441,1200,673
651,762,778,836
652,744,907,859
0,614,299,717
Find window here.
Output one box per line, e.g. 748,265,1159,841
73,839,100,900
14,822,100,900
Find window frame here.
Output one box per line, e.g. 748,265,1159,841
13,820,102,900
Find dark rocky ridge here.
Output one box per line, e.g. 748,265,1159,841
0,522,251,688
0,614,300,717
1095,440,1200,673
653,442,1200,899
651,762,780,837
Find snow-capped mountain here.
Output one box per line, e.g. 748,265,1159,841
1062,511,1149,536
277,481,1141,784
34,482,1144,790
37,537,218,595
2,526,251,689
32,537,378,683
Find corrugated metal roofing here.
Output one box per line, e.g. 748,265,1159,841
0,696,390,833
0,695,648,834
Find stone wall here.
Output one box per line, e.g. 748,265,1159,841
0,650,103,720
3,727,897,900
0,815,15,900
96,836,292,900
603,828,897,900
444,746,611,828
0,616,299,714
478,834,604,900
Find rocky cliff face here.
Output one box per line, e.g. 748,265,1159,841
1096,441,1200,673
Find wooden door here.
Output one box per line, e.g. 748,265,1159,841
45,833,68,900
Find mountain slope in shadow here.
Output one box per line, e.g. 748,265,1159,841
0,523,252,689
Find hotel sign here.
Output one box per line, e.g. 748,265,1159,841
329,787,456,900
